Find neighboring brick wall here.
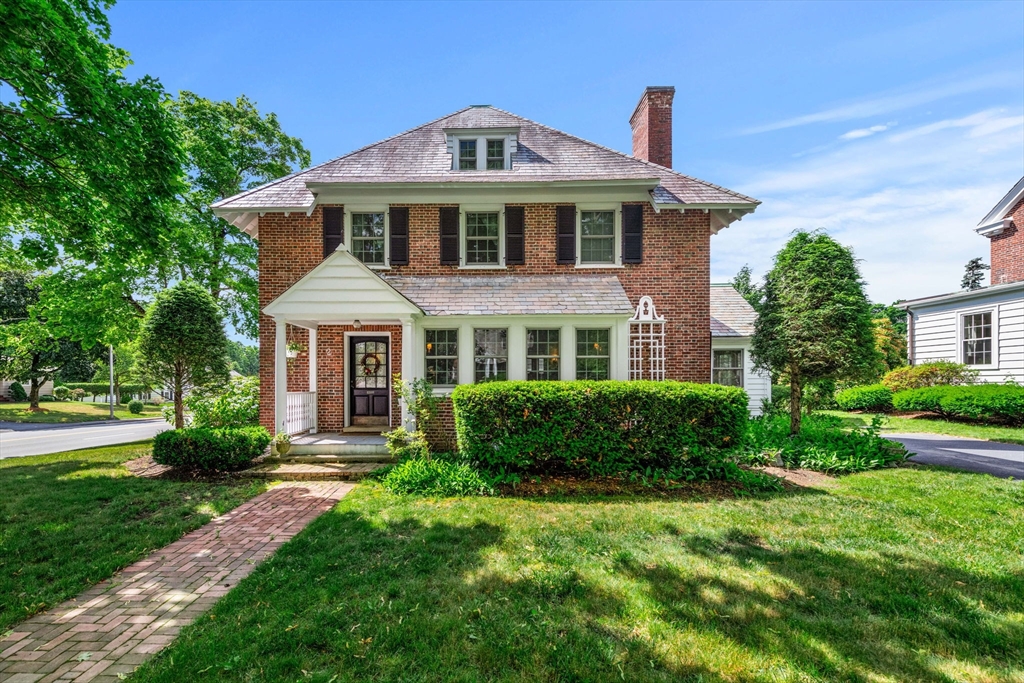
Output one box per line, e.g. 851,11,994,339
990,197,1024,285
258,202,712,432
629,87,674,169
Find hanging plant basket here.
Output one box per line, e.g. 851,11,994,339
285,342,305,359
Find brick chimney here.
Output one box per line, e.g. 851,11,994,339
630,86,675,168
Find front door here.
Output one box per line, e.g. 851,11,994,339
350,336,390,426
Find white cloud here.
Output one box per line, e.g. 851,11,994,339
739,72,1017,135
839,123,894,140
712,107,1024,304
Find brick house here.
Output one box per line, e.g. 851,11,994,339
901,176,1024,383
213,87,767,439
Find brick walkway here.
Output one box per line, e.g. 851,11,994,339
0,482,353,682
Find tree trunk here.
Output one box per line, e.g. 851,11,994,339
789,374,803,435
29,378,41,411
173,373,185,429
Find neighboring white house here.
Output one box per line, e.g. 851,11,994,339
901,177,1024,384
710,284,771,414
1,380,53,401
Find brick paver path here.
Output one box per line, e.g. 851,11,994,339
0,482,353,682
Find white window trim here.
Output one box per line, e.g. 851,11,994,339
423,328,460,388
576,204,623,268
957,305,999,369
459,205,506,270
448,132,516,171
573,326,613,380
712,348,745,388
472,327,509,384
345,207,389,270
525,327,563,381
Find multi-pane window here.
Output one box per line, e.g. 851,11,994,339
580,210,615,264
459,140,477,170
350,213,385,265
465,212,500,265
486,140,505,170
962,312,992,365
527,329,560,380
712,350,744,387
576,329,610,380
474,329,507,382
425,329,459,385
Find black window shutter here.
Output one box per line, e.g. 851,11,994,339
556,205,576,264
439,206,460,265
622,204,643,264
323,207,344,258
389,207,409,266
505,205,525,265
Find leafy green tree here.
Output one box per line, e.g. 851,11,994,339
732,264,763,311
137,281,231,428
751,231,879,434
227,340,259,376
872,317,907,376
869,301,907,337
961,257,989,291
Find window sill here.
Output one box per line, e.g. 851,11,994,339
458,265,507,270
366,265,391,271
576,263,625,269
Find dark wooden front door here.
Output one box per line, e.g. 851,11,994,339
350,336,389,426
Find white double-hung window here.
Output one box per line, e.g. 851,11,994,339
445,128,518,171
577,206,621,267
346,209,388,268
962,312,993,366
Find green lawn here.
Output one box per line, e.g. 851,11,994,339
134,469,1024,683
823,409,1024,445
0,400,164,423
0,442,266,632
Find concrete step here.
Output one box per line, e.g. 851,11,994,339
265,453,395,464
241,461,389,481
286,443,389,457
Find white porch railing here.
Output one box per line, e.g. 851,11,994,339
286,391,317,435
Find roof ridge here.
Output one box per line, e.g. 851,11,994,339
213,106,476,208
485,106,759,204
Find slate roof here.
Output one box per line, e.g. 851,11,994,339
710,284,757,337
379,274,634,316
214,106,757,211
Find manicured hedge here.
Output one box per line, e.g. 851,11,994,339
881,361,977,392
152,426,271,471
893,384,1024,426
835,384,893,412
451,380,749,476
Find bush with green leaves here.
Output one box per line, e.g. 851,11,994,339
63,382,148,398
40,394,54,402
893,384,1024,426
741,413,907,474
381,458,493,496
384,426,430,461
835,384,893,412
152,426,271,471
9,382,27,402
452,380,749,476
53,386,70,401
881,361,977,392
127,399,145,414
182,376,259,428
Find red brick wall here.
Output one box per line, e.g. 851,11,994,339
630,87,674,169
258,202,711,432
990,197,1024,285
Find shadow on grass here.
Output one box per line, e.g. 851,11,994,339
616,528,1024,682
0,452,263,631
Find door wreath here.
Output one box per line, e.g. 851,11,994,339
359,352,382,376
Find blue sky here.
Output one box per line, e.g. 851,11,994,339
111,0,1023,308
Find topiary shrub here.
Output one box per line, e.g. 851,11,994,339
835,384,893,412
882,361,978,392
381,458,493,496
53,386,70,402
127,399,145,415
152,426,271,471
452,380,749,476
9,382,27,402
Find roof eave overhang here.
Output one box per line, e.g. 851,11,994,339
975,217,1013,237
651,201,759,233
899,281,1024,310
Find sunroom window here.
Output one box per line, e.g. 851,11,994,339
350,212,385,265
459,140,477,170
580,210,615,264
962,312,992,365
474,328,508,382
465,212,500,265
712,350,744,387
425,329,458,386
527,329,560,380
486,140,505,170
576,329,610,380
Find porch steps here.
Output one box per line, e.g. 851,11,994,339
284,433,389,457
241,461,388,482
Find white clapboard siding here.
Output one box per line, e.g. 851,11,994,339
263,247,420,320
712,337,770,415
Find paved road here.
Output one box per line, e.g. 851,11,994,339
0,419,169,459
885,433,1024,479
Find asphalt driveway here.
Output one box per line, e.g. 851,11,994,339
0,419,168,459
885,433,1024,479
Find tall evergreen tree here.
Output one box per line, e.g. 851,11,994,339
731,264,763,311
751,231,879,434
961,258,989,291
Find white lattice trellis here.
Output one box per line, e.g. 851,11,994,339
629,296,666,380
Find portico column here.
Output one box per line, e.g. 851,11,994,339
308,326,318,433
275,318,287,435
401,319,414,428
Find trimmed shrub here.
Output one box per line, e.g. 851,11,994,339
127,399,145,415
835,384,893,412
53,386,70,401
381,458,493,496
152,426,271,472
895,384,1024,426
452,380,749,476
882,361,977,392
9,382,27,402
742,413,907,474
63,382,149,398
891,386,955,416
40,395,54,402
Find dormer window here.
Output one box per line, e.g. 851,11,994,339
445,127,518,171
